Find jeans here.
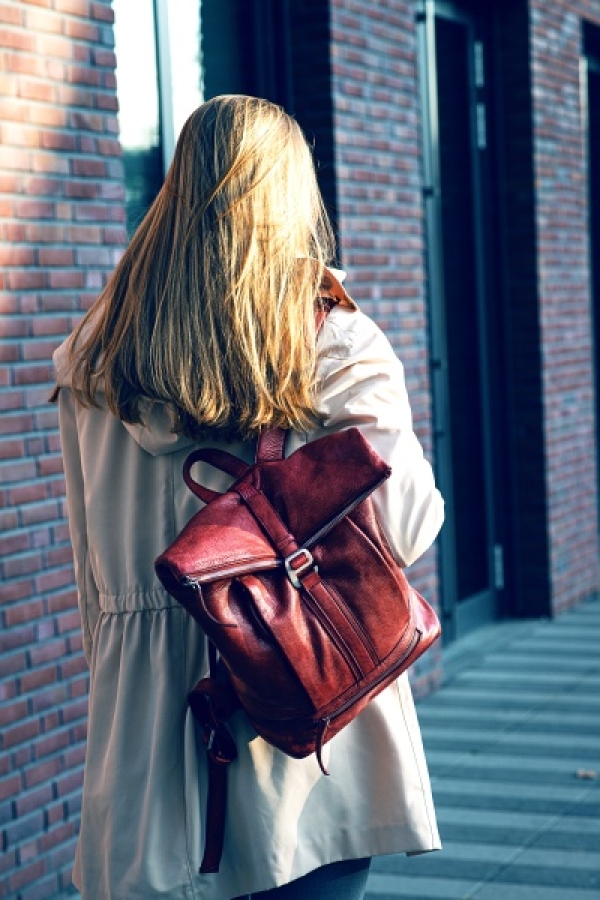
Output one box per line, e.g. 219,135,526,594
235,857,372,900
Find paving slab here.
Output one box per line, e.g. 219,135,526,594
365,597,600,900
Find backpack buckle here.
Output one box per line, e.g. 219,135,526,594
284,548,317,588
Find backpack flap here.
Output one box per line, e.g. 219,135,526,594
253,427,391,547
155,428,391,616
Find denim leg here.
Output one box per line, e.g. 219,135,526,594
235,857,371,900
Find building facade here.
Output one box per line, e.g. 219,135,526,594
1,0,599,896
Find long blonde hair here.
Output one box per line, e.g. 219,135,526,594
69,95,336,438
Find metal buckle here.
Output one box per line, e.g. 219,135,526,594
284,548,317,588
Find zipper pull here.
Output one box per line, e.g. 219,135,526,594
316,718,331,776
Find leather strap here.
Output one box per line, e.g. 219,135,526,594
255,427,287,463
183,448,251,503
188,647,240,874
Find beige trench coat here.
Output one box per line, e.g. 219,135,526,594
54,297,444,900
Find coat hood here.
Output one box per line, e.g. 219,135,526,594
52,332,197,457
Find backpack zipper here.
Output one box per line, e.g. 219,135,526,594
304,475,388,550
326,625,421,725
313,626,421,775
181,557,280,585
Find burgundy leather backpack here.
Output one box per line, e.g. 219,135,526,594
155,421,441,873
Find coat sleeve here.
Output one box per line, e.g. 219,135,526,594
316,309,444,568
57,388,101,666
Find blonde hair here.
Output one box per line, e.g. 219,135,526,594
69,95,336,438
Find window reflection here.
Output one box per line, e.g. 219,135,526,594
167,0,203,144
114,0,163,236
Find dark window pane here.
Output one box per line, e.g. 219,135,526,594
435,16,489,600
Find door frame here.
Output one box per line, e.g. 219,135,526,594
417,0,502,642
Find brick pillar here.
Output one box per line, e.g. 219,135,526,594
329,0,441,694
0,1,126,897
529,0,600,613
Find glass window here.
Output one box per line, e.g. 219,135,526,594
113,0,163,236
114,0,203,236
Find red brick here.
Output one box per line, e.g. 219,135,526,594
23,6,62,34
37,821,76,853
0,530,30,556
37,455,64,476
93,47,116,67
0,317,29,337
64,741,87,769
90,1,113,23
3,600,44,626
55,608,81,633
31,152,69,175
14,198,55,218
64,18,99,41
0,245,35,265
19,78,55,103
35,33,73,59
40,129,77,152
67,64,101,86
0,579,32,604
71,157,106,177
55,767,84,797
7,858,45,892
3,718,40,749
65,178,101,199
46,590,76,616
2,551,43,578
23,756,62,790
14,783,53,817
0,4,23,25
35,567,74,594
0,699,27,727
0,773,21,800
0,26,35,50
68,110,103,131
0,459,36,481
55,0,90,15
95,91,118,111
31,685,68,716
26,222,65,242
31,316,70,336
29,638,68,666
57,84,95,107
13,362,55,384
1,52,44,78
73,42,91,63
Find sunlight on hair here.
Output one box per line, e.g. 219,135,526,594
68,96,336,440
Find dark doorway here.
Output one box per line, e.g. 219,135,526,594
418,1,505,641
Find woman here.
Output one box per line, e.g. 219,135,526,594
54,95,444,900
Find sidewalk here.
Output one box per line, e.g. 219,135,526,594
365,597,600,900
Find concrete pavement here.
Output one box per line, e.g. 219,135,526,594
366,597,600,900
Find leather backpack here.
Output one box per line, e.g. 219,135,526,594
155,424,441,873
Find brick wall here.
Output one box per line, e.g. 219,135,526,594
329,0,442,693
0,1,126,897
529,0,600,613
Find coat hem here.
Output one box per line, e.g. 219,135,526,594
71,824,441,900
